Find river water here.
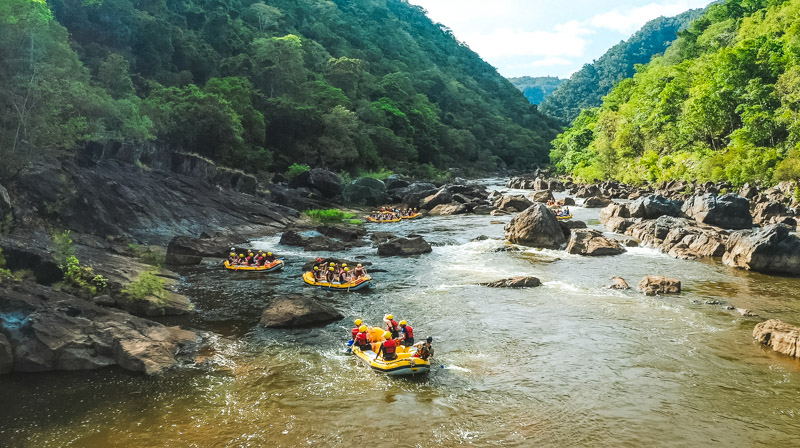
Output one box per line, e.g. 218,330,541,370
2,180,800,447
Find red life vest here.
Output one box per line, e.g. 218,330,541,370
402,325,413,339
383,339,396,354
387,319,398,332
355,332,368,345
351,328,359,339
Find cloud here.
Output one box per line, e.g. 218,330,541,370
460,20,593,60
590,1,710,34
529,57,573,67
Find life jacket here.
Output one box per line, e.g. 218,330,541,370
382,338,397,354
387,319,398,332
355,331,368,345
351,328,359,340
402,325,413,339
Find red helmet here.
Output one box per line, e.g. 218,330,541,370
316,257,322,262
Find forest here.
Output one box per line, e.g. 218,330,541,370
540,7,706,124
508,76,564,105
0,0,560,181
551,0,800,186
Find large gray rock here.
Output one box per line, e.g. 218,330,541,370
682,193,752,229
393,182,437,205
377,236,432,256
583,196,613,208
629,195,681,219
166,235,222,265
504,203,566,249
528,190,554,203
309,169,344,198
316,224,367,242
752,201,788,226
753,319,800,359
599,203,630,222
384,175,410,190
260,295,344,328
566,229,626,256
638,276,681,296
482,277,541,288
342,177,387,206
429,203,468,216
624,216,727,260
496,195,534,212
723,224,800,275
420,189,452,210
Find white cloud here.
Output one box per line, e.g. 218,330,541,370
529,57,573,67
590,1,710,34
460,20,593,60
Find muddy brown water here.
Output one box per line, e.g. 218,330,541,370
2,180,800,447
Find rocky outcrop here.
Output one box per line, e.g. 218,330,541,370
342,177,387,206
389,182,437,205
279,230,347,252
566,229,625,256
496,195,533,212
420,189,453,210
723,224,800,275
0,183,10,214
169,152,257,195
316,224,367,243
608,277,629,290
753,319,800,359
624,216,727,260
384,175,410,190
308,169,344,198
429,204,468,216
482,277,541,288
165,235,232,265
0,333,12,374
583,196,612,208
528,190,554,203
752,201,795,227
599,203,630,223
377,236,432,256
682,193,752,229
260,295,343,328
638,276,681,296
604,217,635,234
629,195,681,219
0,282,197,375
504,204,566,249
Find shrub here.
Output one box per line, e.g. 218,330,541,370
304,209,360,224
122,269,166,302
285,163,310,179
60,255,108,298
52,230,75,266
0,248,11,282
358,168,394,180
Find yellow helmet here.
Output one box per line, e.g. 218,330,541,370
314,266,319,270
357,264,362,267
384,331,392,339
268,252,272,256
354,319,362,326
400,320,407,326
386,314,393,320
342,263,347,267
230,252,235,256
329,267,334,271
249,251,253,254
329,262,335,266
359,325,367,332
344,267,349,271
239,254,244,257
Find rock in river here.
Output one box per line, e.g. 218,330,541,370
504,203,566,249
638,276,681,296
629,195,681,219
682,193,752,229
482,277,541,288
723,224,800,275
753,319,800,359
566,229,626,256
583,196,613,208
260,295,344,328
496,195,534,212
308,168,344,198
608,276,630,290
377,236,433,256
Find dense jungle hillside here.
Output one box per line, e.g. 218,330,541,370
540,7,706,124
551,0,800,187
0,0,561,181
508,76,564,105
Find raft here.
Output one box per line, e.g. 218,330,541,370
365,216,402,223
302,271,373,291
224,259,284,272
400,213,422,220
352,327,430,375
556,214,573,220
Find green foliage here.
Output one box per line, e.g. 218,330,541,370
552,0,800,187
358,169,394,180
51,230,75,266
0,248,11,282
60,255,107,298
285,163,310,179
304,209,359,224
122,269,165,302
127,244,166,268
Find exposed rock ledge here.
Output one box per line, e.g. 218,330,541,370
753,319,800,359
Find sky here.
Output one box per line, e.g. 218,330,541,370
407,0,713,79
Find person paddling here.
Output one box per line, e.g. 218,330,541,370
399,320,414,346
351,319,363,341
375,331,398,361
413,337,434,360
354,325,371,351
384,314,400,339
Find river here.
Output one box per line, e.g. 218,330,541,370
2,179,800,447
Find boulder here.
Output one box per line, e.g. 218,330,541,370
583,196,613,208
629,195,681,219
604,217,635,234
739,183,759,200
420,189,453,210
384,175,410,190
599,203,630,223
608,276,630,290
288,170,311,189
638,276,681,296
753,319,800,359
752,201,788,226
429,203,468,216
165,235,222,265
496,195,534,212
260,295,343,328
316,224,367,243
0,183,10,214
682,193,752,229
394,182,438,205
528,190,554,203
562,197,576,206
722,224,800,275
504,203,566,249
377,236,432,256
575,185,600,198
566,229,626,256
342,177,387,206
308,169,343,198
280,230,346,252
113,326,197,375
482,277,541,288
625,216,727,260
472,205,495,215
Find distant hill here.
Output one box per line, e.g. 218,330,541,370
540,7,707,123
508,76,565,105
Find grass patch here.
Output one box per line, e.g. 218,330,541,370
304,209,360,224
285,163,310,179
358,169,394,180
123,269,166,302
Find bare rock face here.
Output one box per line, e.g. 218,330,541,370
0,333,12,374
599,203,630,223
0,183,11,214
429,203,468,216
608,277,630,290
496,195,534,212
722,224,800,275
420,188,453,210
566,229,626,256
605,217,635,234
583,196,613,208
638,276,681,296
482,277,541,288
682,193,752,229
528,190,554,203
260,295,344,328
629,195,681,219
625,216,727,260
753,319,800,359
377,236,432,256
504,203,566,249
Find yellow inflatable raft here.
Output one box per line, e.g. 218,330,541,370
352,327,430,375
365,216,402,223
556,214,573,220
224,259,284,272
400,213,422,220
302,271,373,291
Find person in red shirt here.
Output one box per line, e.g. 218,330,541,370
375,331,397,361
350,319,362,341
354,325,371,351
399,320,414,346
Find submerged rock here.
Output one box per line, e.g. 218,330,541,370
608,276,630,290
504,203,566,249
260,295,343,328
566,229,625,256
638,276,681,296
377,236,432,256
682,193,752,229
482,277,541,288
722,224,800,275
753,319,800,359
